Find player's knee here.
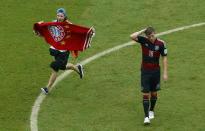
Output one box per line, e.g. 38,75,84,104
151,92,158,99
66,63,74,70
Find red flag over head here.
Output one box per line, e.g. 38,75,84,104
33,22,95,51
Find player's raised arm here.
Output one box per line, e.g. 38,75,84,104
130,28,146,41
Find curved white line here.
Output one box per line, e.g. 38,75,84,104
30,22,205,131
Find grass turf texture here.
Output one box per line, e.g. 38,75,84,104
0,0,204,130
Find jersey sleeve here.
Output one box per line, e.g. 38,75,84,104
160,42,168,56
136,36,147,45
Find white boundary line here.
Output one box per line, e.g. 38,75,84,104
30,22,205,131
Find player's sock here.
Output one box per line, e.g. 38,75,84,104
150,95,157,111
143,95,150,117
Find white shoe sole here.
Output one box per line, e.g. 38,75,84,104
144,122,150,125
144,117,150,125
149,116,154,120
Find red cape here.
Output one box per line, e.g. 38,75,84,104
33,22,94,51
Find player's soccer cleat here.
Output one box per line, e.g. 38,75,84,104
41,87,49,95
149,111,154,119
77,64,84,79
144,117,150,125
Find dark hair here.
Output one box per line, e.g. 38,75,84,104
145,27,155,36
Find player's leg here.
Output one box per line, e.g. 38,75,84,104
46,69,58,89
46,69,58,88
141,70,151,124
41,60,60,94
55,50,84,78
149,69,160,119
66,63,84,79
66,63,78,72
51,50,82,75
149,91,157,119
142,93,150,124
41,49,62,94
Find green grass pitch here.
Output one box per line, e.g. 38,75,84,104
0,0,204,130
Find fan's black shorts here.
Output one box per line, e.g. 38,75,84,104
49,48,69,72
141,68,160,93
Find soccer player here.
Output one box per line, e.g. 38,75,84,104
36,8,84,94
130,27,168,125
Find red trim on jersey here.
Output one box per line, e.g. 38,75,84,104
141,62,160,70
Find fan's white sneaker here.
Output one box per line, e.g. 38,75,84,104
149,111,154,119
144,117,150,125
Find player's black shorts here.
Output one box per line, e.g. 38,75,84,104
141,68,160,93
49,48,69,72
